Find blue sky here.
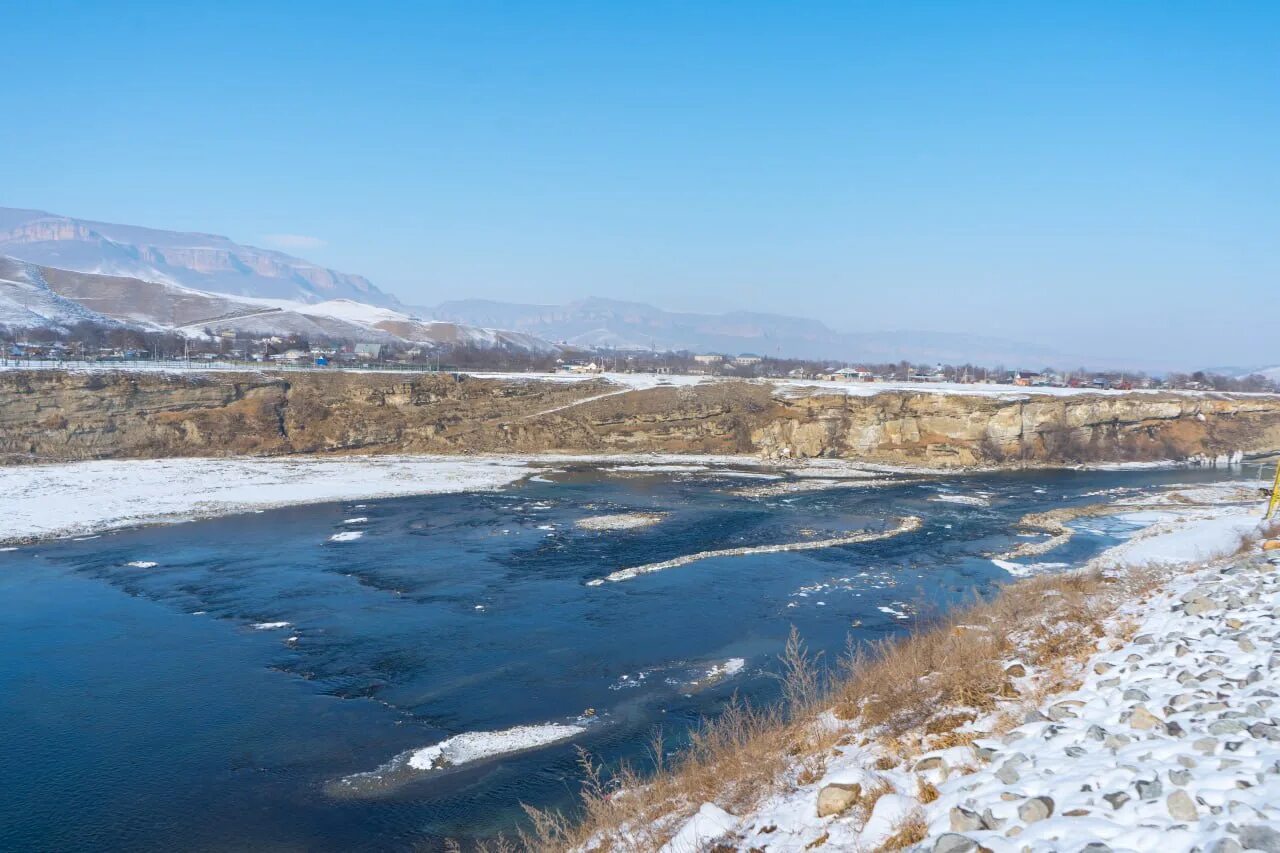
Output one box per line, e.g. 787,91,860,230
1,1,1276,365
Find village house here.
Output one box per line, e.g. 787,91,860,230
816,366,875,382
910,364,947,382
1011,370,1043,386
556,361,601,374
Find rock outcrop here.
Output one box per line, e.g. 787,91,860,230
2,370,1278,467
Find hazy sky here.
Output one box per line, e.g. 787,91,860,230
2,1,1277,366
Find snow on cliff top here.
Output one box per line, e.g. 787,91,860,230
1,359,1271,401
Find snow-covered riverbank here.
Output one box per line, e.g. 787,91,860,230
0,452,917,545
0,455,545,544
572,485,1278,853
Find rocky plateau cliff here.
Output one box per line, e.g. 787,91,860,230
2,371,1278,468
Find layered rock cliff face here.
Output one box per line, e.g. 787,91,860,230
2,370,1278,468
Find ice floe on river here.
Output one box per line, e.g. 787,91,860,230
330,722,588,798
588,516,923,585
576,512,668,531
610,657,752,694
990,558,1070,578
696,658,746,684
405,723,586,771
930,492,993,507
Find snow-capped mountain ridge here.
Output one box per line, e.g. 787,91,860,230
0,207,397,306
0,256,558,352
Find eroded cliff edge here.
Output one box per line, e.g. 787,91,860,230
3,370,1279,468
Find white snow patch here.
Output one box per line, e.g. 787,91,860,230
406,723,585,771
576,512,667,531
1096,508,1261,569
593,517,922,584
929,493,991,507
0,455,538,544
695,658,746,684
658,803,739,853
990,559,1070,578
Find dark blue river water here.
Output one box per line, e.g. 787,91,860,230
0,464,1250,850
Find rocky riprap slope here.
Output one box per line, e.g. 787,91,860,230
2,369,1279,467
914,555,1280,852
674,551,1280,853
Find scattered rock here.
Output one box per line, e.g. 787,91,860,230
996,763,1021,785
1103,791,1130,809
1237,825,1280,853
933,834,983,853
1194,737,1220,754
1167,789,1199,821
1185,596,1218,616
1249,722,1280,741
1135,778,1163,801
949,806,982,832
815,782,860,818
1017,796,1053,823
1129,706,1164,731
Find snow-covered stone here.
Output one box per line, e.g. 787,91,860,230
815,782,860,817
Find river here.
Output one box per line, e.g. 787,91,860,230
0,463,1253,850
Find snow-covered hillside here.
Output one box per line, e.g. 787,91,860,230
0,256,560,353
0,206,396,305
0,256,121,331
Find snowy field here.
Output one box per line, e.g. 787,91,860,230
0,456,538,544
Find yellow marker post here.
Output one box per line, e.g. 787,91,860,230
1268,462,1280,520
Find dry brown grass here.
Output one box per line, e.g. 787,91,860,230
879,809,929,850
515,565,1170,852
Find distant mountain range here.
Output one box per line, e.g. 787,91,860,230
0,256,555,352
0,204,1076,366
0,207,398,306
429,297,1064,366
